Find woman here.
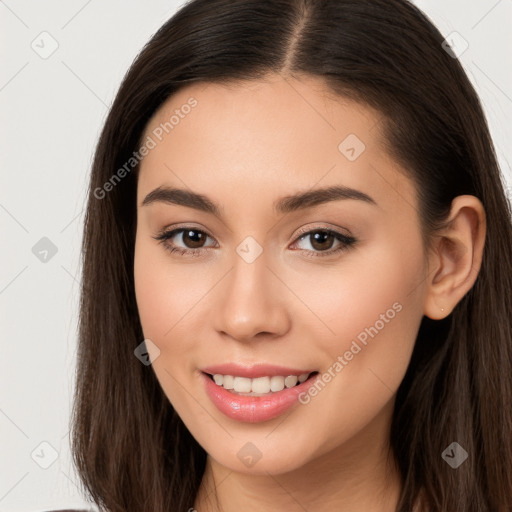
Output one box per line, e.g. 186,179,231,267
71,0,512,511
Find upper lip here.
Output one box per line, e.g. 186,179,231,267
201,363,317,378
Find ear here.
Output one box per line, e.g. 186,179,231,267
423,195,486,320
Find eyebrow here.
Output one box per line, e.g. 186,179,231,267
141,184,377,217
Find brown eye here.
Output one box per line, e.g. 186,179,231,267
153,227,216,256
180,229,207,248
291,228,357,259
307,231,337,251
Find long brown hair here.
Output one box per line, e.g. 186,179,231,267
71,0,512,510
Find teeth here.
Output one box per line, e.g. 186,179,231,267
222,375,234,389
285,375,298,388
211,373,311,394
233,376,252,393
252,376,271,393
270,376,285,392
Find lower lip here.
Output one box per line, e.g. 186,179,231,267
201,371,320,423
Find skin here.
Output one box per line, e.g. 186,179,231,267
133,73,486,512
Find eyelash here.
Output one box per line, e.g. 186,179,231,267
153,225,357,259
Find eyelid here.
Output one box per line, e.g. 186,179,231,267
165,222,213,234
292,222,354,240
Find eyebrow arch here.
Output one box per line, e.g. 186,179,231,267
276,185,377,213
141,184,377,217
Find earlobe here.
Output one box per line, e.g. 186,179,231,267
423,195,486,320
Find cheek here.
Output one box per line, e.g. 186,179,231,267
133,233,222,370
310,239,424,406
134,235,168,340
134,233,198,340
285,233,424,345
287,233,425,390
285,240,425,450
342,241,424,366
133,235,201,409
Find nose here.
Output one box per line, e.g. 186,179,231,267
212,248,291,342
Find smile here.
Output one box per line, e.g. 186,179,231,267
201,370,321,423
207,372,316,395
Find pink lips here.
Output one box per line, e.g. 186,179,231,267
200,363,320,423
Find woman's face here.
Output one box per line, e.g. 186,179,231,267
134,74,429,476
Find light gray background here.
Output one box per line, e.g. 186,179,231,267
1,1,511,510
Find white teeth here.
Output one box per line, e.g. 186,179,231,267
233,377,252,393
222,375,234,389
270,376,285,392
252,376,271,394
211,372,311,394
285,375,298,388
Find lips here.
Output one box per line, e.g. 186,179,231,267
201,369,321,422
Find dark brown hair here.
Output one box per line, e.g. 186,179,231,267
71,0,512,510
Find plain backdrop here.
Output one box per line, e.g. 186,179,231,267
1,1,511,510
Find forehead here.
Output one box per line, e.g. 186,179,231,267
137,74,418,218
